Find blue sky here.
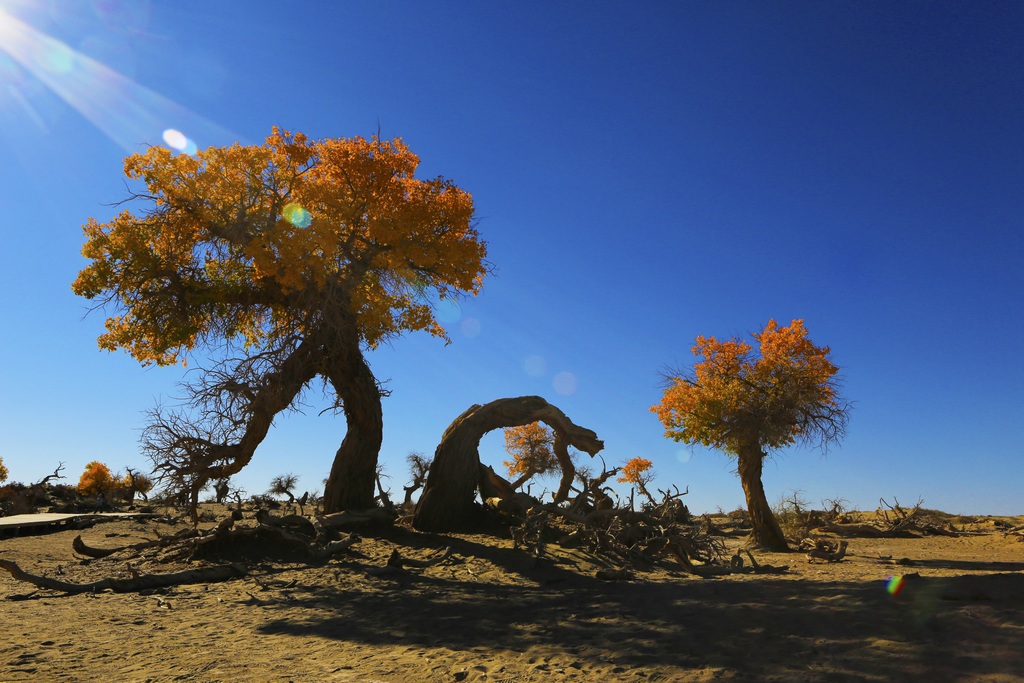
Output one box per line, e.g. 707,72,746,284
0,1,1021,514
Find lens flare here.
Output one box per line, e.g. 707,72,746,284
553,371,577,396
43,43,74,73
0,10,236,152
162,128,186,148
460,317,481,337
886,575,906,596
434,297,462,324
281,202,312,228
162,129,197,154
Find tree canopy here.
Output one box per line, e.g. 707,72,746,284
73,129,489,513
77,461,116,496
73,128,486,365
617,457,654,487
652,319,847,455
652,319,850,550
503,422,559,489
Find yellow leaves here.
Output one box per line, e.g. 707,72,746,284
74,128,490,364
77,461,115,496
503,422,557,478
652,319,843,454
617,457,654,486
123,471,154,495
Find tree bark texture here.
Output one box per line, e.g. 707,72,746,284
736,445,790,551
321,321,385,513
412,396,604,531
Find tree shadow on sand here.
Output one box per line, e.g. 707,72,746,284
257,569,1024,680
885,558,1024,572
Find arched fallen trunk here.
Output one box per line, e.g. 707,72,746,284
412,396,604,531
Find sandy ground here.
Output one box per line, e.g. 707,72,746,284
2,508,1023,683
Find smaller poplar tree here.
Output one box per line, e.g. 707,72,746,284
652,319,851,551
503,422,559,490
77,461,116,496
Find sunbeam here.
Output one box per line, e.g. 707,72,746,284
0,7,236,152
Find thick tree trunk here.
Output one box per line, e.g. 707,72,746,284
321,334,384,513
413,396,603,531
736,445,790,551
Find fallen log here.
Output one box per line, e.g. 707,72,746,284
317,508,395,531
813,522,912,538
255,509,317,536
740,550,790,575
308,533,361,560
0,558,246,595
805,539,849,563
386,546,454,569
191,525,359,562
72,528,199,559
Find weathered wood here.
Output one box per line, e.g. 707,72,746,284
0,558,246,594
413,396,603,531
308,533,360,560
806,539,849,563
73,535,133,558
255,509,318,536
316,508,395,530
479,465,517,501
72,527,198,559
191,525,359,562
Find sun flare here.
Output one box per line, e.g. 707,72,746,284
0,5,233,151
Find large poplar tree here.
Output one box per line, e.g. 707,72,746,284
73,129,489,513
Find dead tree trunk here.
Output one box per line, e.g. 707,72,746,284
0,558,246,594
412,396,603,531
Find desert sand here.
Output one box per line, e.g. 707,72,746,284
2,508,1023,682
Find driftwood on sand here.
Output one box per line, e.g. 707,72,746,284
802,539,849,563
812,497,958,538
0,558,246,594
1,506,369,596
72,527,200,559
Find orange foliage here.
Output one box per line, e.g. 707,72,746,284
503,422,557,479
651,319,845,455
617,457,654,486
0,456,8,483
77,461,116,496
73,128,489,366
